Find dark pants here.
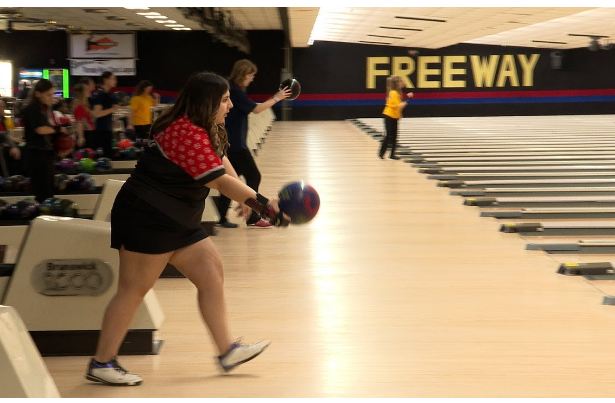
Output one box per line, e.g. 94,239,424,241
83,130,96,150
379,115,398,158
133,125,151,140
26,148,55,203
215,149,261,225
2,145,26,176
95,129,113,158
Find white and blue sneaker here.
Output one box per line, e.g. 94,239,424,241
217,339,270,372
86,357,143,386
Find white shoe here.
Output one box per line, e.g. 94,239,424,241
86,358,143,386
218,339,270,372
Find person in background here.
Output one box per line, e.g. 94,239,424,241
21,79,66,202
91,71,121,157
72,83,94,149
51,98,73,127
78,77,97,106
379,75,413,160
0,99,22,176
215,59,291,228
127,79,160,140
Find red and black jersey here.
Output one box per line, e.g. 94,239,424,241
122,115,226,228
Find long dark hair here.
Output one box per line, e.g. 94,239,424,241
29,79,54,109
134,80,153,97
150,72,229,156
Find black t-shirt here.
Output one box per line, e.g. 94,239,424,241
122,116,226,228
226,83,257,153
92,90,118,132
23,103,53,150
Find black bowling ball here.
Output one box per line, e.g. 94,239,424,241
1,199,40,220
279,78,301,101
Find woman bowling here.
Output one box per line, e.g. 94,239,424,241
86,72,290,386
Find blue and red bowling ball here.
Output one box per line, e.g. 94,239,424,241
277,181,320,224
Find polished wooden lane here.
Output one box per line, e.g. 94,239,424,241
41,120,615,398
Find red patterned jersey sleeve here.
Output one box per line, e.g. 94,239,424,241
154,116,224,180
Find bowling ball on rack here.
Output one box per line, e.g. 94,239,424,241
53,198,79,217
117,139,134,150
94,148,105,159
96,157,113,172
16,177,31,192
68,173,96,191
5,175,24,192
1,199,40,220
57,158,77,173
277,181,320,224
121,146,138,159
75,148,95,160
78,158,96,174
40,197,78,217
279,78,301,101
134,138,148,149
54,174,69,191
40,197,60,215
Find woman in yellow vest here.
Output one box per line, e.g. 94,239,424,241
128,80,160,139
379,75,413,159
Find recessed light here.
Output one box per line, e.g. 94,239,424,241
124,7,149,10
137,12,160,16
173,28,191,31
145,16,168,19
156,20,176,23
165,24,184,27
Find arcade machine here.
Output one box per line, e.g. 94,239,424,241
43,68,69,98
17,68,43,96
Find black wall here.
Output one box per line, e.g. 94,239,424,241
0,30,286,96
290,41,615,120
2,29,615,120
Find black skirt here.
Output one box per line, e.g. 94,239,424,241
110,187,208,254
